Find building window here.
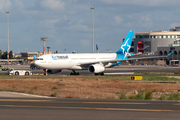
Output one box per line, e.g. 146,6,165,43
154,36,156,38
161,35,163,38
166,35,168,38
174,36,176,38
177,35,180,38
170,36,172,38
143,35,149,38
138,35,143,38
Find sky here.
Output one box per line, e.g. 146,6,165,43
0,0,180,53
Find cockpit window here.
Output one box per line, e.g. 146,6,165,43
36,58,43,60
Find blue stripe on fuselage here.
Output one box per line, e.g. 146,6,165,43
111,54,127,67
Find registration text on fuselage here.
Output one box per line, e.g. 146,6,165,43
51,55,69,60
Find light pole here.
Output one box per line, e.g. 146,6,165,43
6,11,9,65
91,7,94,53
41,37,48,54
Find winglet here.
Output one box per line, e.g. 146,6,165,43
167,52,173,57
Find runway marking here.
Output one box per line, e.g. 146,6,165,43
0,104,177,112
173,103,180,105
39,101,151,105
105,72,134,75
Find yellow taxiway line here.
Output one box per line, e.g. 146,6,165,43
0,104,177,112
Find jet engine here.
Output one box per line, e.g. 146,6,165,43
88,64,105,73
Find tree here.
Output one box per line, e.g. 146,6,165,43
1,51,7,59
47,46,50,53
1,50,13,59
9,50,13,59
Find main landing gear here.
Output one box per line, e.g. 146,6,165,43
94,72,104,76
70,70,80,75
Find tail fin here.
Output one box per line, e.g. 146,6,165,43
34,55,36,59
116,30,134,54
96,44,99,53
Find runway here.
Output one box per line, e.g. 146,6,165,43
33,65,180,75
0,97,180,120
1,65,180,75
0,65,180,119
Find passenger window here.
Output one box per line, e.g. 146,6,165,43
36,58,43,60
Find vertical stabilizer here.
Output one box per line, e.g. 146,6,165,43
96,44,99,53
34,55,36,59
116,30,134,54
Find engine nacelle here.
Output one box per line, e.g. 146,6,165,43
88,64,105,73
47,70,62,74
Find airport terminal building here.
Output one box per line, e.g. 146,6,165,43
128,27,180,65
133,27,180,54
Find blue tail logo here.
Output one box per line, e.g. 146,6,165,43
120,38,131,54
116,30,134,55
116,30,134,59
34,55,36,59
111,30,134,67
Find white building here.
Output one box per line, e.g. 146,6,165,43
133,27,180,54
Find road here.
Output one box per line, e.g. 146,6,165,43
0,97,180,120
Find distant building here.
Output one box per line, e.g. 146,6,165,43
122,27,180,65
13,53,21,58
133,27,180,54
157,39,180,64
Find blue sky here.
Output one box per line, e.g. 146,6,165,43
0,0,180,53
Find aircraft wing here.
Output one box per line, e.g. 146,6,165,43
110,55,169,63
77,52,172,67
77,60,110,67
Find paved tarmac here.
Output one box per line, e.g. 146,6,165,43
1,64,180,75
0,65,180,119
0,97,180,120
39,65,180,75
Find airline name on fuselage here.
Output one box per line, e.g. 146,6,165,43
51,55,69,60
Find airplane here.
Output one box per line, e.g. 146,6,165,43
34,30,172,75
96,44,99,53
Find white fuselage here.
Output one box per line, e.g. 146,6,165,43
34,53,117,70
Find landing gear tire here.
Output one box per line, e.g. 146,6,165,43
70,72,80,75
95,73,99,75
70,70,80,75
100,72,104,76
43,69,48,76
94,72,104,76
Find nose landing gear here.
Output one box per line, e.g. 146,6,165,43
43,69,48,75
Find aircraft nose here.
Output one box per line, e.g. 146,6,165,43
34,60,38,66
